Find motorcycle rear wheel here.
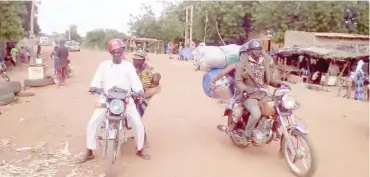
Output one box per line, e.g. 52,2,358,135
282,130,318,177
228,115,249,148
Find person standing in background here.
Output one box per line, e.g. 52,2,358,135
10,46,18,66
354,59,365,101
54,40,69,86
36,42,41,58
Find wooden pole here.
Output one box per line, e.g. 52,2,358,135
189,4,193,47
184,7,189,47
203,11,208,43
29,0,36,64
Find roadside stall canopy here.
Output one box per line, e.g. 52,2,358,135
277,45,369,61
124,36,164,53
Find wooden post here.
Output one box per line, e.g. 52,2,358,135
29,0,36,64
325,61,333,86
189,4,193,47
184,7,189,47
336,60,350,86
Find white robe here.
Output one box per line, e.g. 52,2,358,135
86,60,145,150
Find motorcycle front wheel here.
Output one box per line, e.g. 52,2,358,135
104,139,118,176
1,72,10,82
281,130,318,177
228,115,249,148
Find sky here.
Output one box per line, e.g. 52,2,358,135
38,0,166,37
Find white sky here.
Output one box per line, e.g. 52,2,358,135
38,0,166,36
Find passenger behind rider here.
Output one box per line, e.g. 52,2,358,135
132,50,161,104
229,39,288,140
209,45,274,98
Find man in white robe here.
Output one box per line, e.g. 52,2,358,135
79,39,150,162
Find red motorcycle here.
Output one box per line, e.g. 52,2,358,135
217,87,317,177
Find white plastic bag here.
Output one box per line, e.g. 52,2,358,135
193,46,226,71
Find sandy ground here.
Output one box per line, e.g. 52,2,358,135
0,47,368,177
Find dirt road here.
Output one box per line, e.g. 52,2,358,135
0,48,368,177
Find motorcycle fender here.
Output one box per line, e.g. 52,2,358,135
107,128,117,139
223,109,232,116
288,124,308,135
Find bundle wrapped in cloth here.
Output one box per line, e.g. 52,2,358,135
193,44,241,71
202,68,235,100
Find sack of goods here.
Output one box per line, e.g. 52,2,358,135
193,44,242,71
219,44,242,66
193,46,227,71
202,68,235,100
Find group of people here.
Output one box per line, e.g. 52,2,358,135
0,40,37,66
75,38,287,166
78,39,161,163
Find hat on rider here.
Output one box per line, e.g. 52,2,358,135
247,39,263,50
133,49,147,60
107,39,125,53
239,42,249,55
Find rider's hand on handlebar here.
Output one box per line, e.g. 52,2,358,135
278,82,291,89
138,90,145,99
88,87,100,94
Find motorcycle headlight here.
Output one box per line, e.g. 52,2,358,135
108,99,125,114
281,94,296,110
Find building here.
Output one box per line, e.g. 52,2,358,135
284,30,369,48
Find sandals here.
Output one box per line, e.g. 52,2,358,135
76,153,95,164
136,149,151,160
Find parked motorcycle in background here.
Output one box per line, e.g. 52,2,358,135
217,86,317,177
0,62,10,81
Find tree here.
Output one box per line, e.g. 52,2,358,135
0,1,26,40
22,1,41,36
64,25,82,42
127,1,369,44
84,29,126,49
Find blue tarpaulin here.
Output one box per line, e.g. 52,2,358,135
178,47,194,60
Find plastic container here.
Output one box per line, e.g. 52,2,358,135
202,68,234,100
219,44,241,65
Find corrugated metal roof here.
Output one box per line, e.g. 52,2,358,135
315,32,370,40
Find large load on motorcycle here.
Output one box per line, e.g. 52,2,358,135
192,46,227,71
202,68,234,100
219,44,242,65
193,44,241,71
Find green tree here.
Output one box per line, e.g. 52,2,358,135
127,1,369,44
64,25,82,42
22,1,41,36
0,1,26,40
84,29,126,49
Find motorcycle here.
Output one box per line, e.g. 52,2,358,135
91,87,144,175
0,63,10,81
217,87,317,177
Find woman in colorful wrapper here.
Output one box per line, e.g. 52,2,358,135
132,49,161,116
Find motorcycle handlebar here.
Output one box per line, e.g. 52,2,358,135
89,88,143,100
